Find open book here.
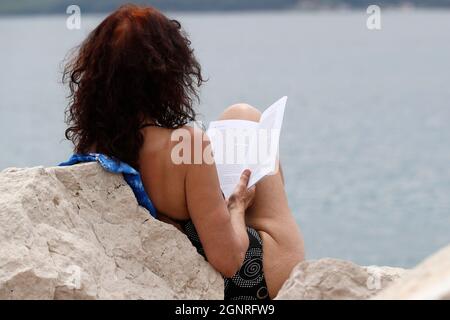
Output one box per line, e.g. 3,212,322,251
207,96,287,199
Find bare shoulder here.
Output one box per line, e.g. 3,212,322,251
177,125,210,142
170,125,216,170
140,125,213,170
171,125,211,151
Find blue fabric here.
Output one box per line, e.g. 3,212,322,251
60,153,157,218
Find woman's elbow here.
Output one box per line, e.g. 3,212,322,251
218,258,243,278
209,249,246,278
226,250,247,278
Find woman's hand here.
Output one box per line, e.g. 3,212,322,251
227,169,256,213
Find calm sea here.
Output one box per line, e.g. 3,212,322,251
1,10,449,268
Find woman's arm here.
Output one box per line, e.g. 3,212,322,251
227,170,256,251
185,129,254,278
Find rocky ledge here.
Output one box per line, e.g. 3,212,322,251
0,163,448,300
0,163,222,299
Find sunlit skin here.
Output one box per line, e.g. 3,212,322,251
139,103,305,298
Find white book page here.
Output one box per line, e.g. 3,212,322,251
207,120,258,198
207,97,287,198
247,96,287,186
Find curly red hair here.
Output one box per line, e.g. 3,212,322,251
63,4,204,169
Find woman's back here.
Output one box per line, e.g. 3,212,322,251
139,125,191,222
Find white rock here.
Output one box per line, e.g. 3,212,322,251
374,245,450,300
9,162,449,301
275,258,406,300
0,163,223,300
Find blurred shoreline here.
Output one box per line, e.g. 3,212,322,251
1,1,450,17
1,6,450,18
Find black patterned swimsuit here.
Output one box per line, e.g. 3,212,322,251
181,220,270,300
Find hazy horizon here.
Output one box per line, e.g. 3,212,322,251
1,0,450,15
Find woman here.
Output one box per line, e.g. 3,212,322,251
64,4,304,300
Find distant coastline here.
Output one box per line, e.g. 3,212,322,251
1,0,450,15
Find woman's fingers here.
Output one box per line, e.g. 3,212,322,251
235,169,251,195
228,169,256,211
238,169,251,189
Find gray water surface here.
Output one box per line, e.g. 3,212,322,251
1,10,449,267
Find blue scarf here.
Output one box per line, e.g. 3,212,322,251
60,153,157,218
